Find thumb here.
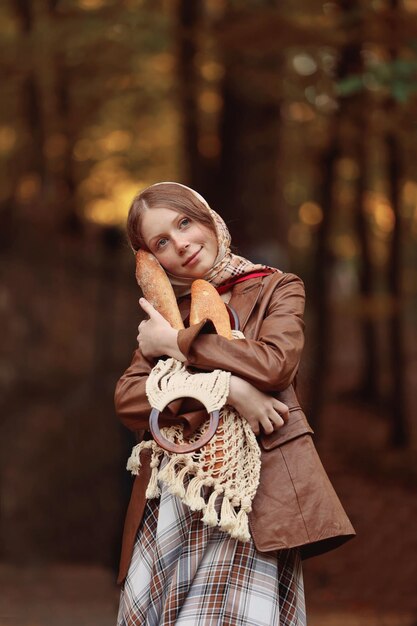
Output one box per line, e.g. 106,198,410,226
139,297,160,319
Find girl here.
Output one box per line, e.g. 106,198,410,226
115,182,354,626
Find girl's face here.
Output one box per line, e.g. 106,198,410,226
140,207,218,278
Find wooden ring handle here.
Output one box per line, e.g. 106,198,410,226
149,407,220,454
226,304,239,331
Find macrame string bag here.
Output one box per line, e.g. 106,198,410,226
126,329,262,542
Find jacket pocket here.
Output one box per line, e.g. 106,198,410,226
259,406,314,450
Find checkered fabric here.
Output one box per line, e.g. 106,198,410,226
117,478,306,626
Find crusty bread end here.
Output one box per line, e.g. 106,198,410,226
190,279,233,340
135,250,185,330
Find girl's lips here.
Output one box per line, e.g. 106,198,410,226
183,247,202,266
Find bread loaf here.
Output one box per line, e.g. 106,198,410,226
189,279,233,340
135,250,185,330
189,280,234,472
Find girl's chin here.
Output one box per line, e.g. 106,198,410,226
180,268,209,280
180,268,207,279
176,260,210,279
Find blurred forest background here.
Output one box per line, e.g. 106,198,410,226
0,0,416,624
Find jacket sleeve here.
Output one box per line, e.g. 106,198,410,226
114,349,206,434
176,273,305,392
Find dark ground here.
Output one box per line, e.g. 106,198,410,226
1,396,416,626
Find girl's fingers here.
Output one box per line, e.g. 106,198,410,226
274,400,289,422
265,411,284,429
272,413,285,428
263,410,284,433
260,415,274,435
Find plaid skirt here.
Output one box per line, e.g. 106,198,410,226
117,478,306,626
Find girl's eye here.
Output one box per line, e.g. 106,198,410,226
156,237,168,249
155,217,189,250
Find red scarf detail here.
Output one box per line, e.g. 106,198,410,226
215,271,272,294
178,271,272,303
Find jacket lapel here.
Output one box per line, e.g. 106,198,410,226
229,280,264,332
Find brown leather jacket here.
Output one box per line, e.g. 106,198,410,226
114,272,355,584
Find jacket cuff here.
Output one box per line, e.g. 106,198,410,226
177,319,216,358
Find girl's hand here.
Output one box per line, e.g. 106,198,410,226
227,375,289,436
137,298,186,361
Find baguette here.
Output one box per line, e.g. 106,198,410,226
135,250,185,330
189,279,233,340
189,280,234,472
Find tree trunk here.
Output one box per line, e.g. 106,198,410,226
386,128,407,447
176,0,205,189
309,130,338,432
354,123,379,401
53,55,80,234
386,0,409,447
346,42,379,402
385,0,407,447
13,0,47,229
216,36,283,255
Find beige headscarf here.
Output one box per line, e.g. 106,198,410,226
142,182,281,298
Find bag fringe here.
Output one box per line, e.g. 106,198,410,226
183,476,206,511
125,355,261,544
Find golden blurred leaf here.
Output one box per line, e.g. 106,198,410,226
17,175,41,203
78,0,105,10
99,130,133,153
331,234,358,259
200,61,225,81
299,201,323,226
0,126,17,155
199,90,223,114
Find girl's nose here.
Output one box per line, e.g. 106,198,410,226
173,235,189,255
